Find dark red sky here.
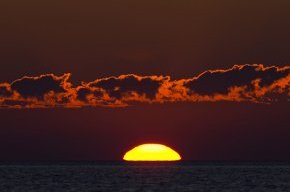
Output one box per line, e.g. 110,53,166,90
0,0,289,160
0,103,289,161
1,0,290,81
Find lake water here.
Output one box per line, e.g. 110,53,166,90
0,162,290,191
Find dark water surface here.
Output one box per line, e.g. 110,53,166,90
1,161,290,192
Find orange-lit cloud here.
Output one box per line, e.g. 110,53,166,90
0,64,289,108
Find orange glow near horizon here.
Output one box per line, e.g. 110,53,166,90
123,144,182,161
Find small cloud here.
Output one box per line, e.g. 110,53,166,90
10,73,71,99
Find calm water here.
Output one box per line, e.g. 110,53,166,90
1,162,290,192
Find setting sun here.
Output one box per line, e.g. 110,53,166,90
123,144,181,161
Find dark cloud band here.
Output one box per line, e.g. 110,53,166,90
0,64,289,108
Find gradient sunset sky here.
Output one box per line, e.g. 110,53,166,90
0,0,289,160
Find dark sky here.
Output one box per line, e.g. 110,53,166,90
0,103,289,161
0,0,289,160
1,0,290,81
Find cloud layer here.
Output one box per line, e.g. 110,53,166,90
0,64,289,108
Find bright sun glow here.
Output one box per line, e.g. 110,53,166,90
123,143,181,161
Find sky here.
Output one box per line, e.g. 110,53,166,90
0,0,289,160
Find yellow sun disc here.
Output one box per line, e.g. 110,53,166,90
123,143,181,161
